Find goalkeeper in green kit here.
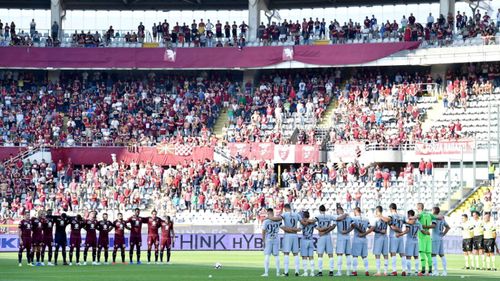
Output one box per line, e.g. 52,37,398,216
416,203,437,276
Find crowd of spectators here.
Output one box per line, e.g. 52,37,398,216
223,69,339,144
0,70,237,147
2,8,499,47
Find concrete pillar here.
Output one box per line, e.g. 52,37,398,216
47,70,61,84
439,0,455,18
50,0,64,40
248,0,268,42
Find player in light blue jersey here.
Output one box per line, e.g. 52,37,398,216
430,207,450,276
379,203,407,276
261,208,282,277
361,206,389,276
314,204,346,277
346,207,370,276
300,211,317,277
335,206,353,276
398,209,429,276
279,204,302,277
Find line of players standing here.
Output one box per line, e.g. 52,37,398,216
261,202,452,277
18,208,175,267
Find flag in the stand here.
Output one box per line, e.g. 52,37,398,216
164,48,176,62
282,46,294,61
175,144,193,156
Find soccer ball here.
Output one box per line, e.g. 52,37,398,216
214,262,222,269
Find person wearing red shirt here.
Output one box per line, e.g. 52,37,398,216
418,158,426,175
112,213,127,264
160,216,175,264
425,160,433,176
97,212,114,264
126,208,147,264
145,210,163,264
18,213,33,266
382,169,390,190
31,212,44,265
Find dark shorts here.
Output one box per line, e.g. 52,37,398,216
489,173,495,180
32,235,44,245
43,236,53,246
85,235,97,247
21,237,32,249
161,237,172,248
70,236,82,247
114,236,125,248
148,235,159,246
484,239,496,253
473,235,484,251
129,235,141,245
463,238,473,252
54,234,67,246
98,237,109,248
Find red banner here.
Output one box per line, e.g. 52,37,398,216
415,139,474,155
295,145,320,163
51,146,214,166
332,142,365,161
227,143,320,163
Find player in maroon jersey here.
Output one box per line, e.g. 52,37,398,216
97,212,114,264
126,208,147,264
31,211,44,266
146,210,163,264
69,214,84,265
112,212,127,264
83,211,98,265
18,213,33,266
41,210,55,266
160,216,175,264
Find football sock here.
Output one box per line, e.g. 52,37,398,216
18,249,22,264
275,256,281,275
402,256,407,272
147,250,151,263
284,255,289,273
48,247,53,262
329,257,334,271
166,248,171,262
432,256,438,272
363,257,369,272
352,257,358,272
294,255,300,273
154,250,159,263
347,255,352,272
317,257,323,272
41,248,45,262
337,256,342,273
264,255,270,274
159,250,163,263
392,256,397,271
310,259,315,273
376,259,381,273
302,259,308,273
384,258,388,272
441,256,447,271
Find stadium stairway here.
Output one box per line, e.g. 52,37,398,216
446,185,489,216
317,98,339,128
421,94,445,133
213,108,230,140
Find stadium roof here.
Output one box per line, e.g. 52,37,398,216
2,0,440,11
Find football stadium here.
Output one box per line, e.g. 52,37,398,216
0,0,499,280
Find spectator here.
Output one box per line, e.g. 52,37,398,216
51,21,59,40
29,19,36,38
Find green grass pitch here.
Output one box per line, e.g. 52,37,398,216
0,252,499,281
